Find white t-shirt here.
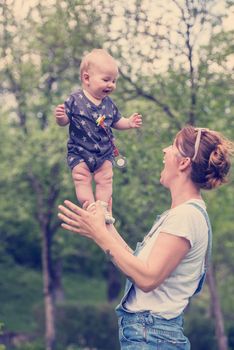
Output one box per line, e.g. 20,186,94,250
125,199,209,319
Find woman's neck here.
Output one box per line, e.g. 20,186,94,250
170,182,202,208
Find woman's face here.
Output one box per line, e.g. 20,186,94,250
160,140,182,188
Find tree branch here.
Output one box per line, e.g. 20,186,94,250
119,69,182,129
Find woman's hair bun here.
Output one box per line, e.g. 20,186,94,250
176,126,234,190
206,143,231,189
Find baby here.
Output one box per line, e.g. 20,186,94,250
55,49,142,223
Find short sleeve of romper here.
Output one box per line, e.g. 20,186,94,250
64,95,74,120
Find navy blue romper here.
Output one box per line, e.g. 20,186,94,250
65,89,121,173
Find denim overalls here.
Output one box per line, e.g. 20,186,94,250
115,203,212,350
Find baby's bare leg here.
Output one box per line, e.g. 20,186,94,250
94,160,114,224
72,162,95,206
93,160,113,203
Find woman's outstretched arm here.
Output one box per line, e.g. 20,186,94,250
58,200,190,292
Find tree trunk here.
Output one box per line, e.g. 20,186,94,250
54,259,65,303
28,171,59,350
206,263,228,350
106,262,122,302
42,228,56,350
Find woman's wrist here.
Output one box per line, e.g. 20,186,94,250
94,226,113,248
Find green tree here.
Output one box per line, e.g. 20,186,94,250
0,1,104,349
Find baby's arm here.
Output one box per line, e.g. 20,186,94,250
54,104,70,126
114,113,142,130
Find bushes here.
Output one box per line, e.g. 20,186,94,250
228,325,234,350
12,342,44,350
35,303,119,350
56,303,119,350
184,303,217,350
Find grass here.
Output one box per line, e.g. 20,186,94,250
0,264,43,332
62,273,106,306
0,263,107,333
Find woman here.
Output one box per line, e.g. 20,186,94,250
58,125,233,349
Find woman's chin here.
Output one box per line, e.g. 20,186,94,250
160,172,168,188
159,174,164,186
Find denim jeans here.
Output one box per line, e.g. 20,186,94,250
117,309,190,350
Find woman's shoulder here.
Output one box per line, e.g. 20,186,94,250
161,200,208,245
170,199,206,217
167,200,208,229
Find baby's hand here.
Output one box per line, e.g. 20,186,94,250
128,113,142,128
54,104,70,126
54,104,66,119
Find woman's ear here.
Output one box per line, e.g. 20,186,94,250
179,157,191,171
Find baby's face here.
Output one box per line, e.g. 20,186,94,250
84,59,119,101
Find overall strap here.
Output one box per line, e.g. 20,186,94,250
188,202,212,294
121,212,169,300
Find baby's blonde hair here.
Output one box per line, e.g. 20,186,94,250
79,49,117,82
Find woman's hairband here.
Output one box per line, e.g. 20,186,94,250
192,128,209,161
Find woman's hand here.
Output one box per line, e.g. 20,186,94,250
58,200,107,240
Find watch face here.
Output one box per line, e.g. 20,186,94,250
115,155,127,168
